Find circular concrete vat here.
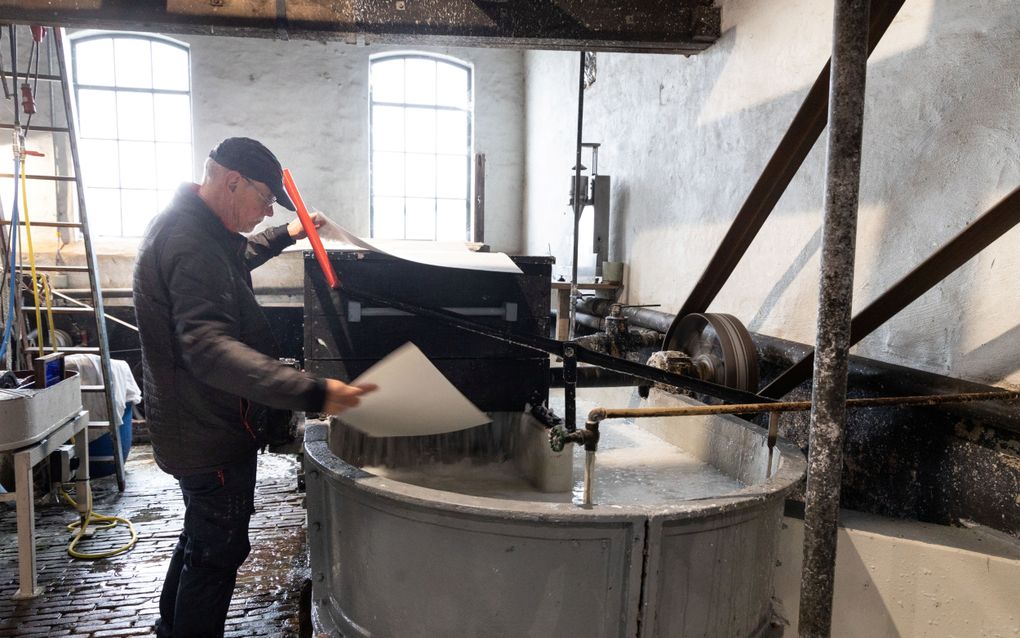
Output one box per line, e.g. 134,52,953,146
303,390,806,637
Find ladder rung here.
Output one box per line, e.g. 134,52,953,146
87,421,112,429
25,346,100,353
23,306,94,314
81,385,106,392
0,123,71,133
0,220,82,228
22,265,90,272
0,173,77,182
0,72,64,83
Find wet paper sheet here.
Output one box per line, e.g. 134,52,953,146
287,215,523,274
338,342,491,437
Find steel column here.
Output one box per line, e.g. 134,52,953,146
799,1,870,635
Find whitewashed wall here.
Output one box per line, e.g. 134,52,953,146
523,0,1020,387
1,31,526,293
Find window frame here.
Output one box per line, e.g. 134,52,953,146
69,31,194,237
368,51,474,241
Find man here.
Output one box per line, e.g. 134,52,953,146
133,137,375,637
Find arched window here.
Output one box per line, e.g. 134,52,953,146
370,53,473,240
70,32,193,237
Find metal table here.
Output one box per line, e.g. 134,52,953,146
0,410,89,599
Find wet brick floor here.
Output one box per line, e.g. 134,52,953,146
0,446,309,637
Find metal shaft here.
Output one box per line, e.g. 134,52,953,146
568,50,585,341
800,2,870,635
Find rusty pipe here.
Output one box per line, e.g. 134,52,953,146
584,390,1020,423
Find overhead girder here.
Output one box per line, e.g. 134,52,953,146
0,1,721,53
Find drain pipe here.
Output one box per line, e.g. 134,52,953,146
799,1,870,636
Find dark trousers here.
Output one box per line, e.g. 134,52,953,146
156,454,258,638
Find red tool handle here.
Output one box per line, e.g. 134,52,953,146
282,168,340,289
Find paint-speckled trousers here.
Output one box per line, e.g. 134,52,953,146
156,453,257,638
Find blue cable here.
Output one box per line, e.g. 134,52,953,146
0,155,20,363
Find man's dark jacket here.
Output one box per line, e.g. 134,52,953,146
133,184,325,475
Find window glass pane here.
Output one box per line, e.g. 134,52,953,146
80,139,120,187
372,152,404,197
436,155,468,199
405,198,435,240
151,43,189,91
404,109,436,153
436,110,468,154
155,142,193,189
436,63,469,108
157,189,176,214
371,58,404,103
121,189,159,236
113,38,153,89
153,94,191,143
372,197,404,239
117,91,155,141
119,141,157,189
404,59,436,106
85,187,122,236
77,90,118,139
74,39,115,86
436,199,467,241
404,154,436,198
372,106,404,152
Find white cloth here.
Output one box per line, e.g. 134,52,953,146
64,354,142,424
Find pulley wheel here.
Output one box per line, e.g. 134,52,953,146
669,313,759,392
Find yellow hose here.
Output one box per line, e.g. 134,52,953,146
61,487,139,560
40,274,57,352
18,157,46,351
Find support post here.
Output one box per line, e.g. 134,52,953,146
799,1,870,635
568,50,586,341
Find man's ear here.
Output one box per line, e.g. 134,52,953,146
227,171,240,192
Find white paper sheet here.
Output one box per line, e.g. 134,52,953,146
338,342,491,437
286,215,523,274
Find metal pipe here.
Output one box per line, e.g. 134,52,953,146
568,50,586,341
472,153,485,243
584,390,1020,422
800,2,870,634
574,311,603,331
576,297,675,334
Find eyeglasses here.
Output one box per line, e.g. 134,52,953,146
242,177,277,209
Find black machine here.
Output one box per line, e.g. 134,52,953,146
302,250,773,433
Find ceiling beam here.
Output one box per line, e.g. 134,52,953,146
0,0,721,53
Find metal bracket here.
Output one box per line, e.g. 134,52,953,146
347,301,517,323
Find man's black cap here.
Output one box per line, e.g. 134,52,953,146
208,137,295,211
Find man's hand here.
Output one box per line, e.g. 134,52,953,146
287,211,327,240
323,378,377,415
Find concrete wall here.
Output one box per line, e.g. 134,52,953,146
522,0,1020,388
773,512,1020,636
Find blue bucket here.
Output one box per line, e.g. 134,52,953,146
88,404,133,478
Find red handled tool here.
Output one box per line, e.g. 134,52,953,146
282,168,340,289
